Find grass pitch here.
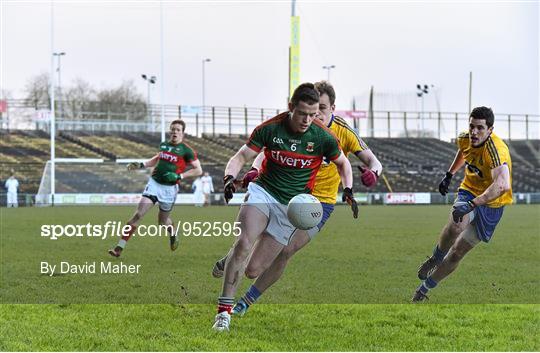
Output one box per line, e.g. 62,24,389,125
1,204,539,350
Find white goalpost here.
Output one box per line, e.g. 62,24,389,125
35,158,150,206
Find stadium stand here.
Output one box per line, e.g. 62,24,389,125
1,129,539,196
0,130,103,193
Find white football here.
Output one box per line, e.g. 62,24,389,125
287,194,323,230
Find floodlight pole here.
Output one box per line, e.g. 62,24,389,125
416,84,430,134
142,74,157,131
202,58,211,135
160,1,166,142
322,65,335,82
53,52,66,118
49,1,56,206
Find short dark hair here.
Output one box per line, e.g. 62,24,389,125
314,81,336,105
170,119,186,132
470,106,494,128
290,83,319,107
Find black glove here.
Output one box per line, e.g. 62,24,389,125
223,175,236,204
342,187,358,219
438,172,453,196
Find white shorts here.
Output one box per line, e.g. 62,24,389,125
142,177,178,212
244,183,296,246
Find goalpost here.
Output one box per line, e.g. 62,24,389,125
35,158,148,206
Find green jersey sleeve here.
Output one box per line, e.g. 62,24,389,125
246,125,266,152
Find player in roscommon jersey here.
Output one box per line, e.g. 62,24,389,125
213,83,358,331
212,81,383,316
413,107,512,302
108,120,202,258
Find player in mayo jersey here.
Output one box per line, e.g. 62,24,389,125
413,107,512,302
212,83,358,331
212,81,383,316
108,120,202,258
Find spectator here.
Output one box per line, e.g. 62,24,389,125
201,171,214,206
5,173,19,207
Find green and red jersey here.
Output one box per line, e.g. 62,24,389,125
247,112,342,204
152,141,197,185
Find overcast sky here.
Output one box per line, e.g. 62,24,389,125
1,0,539,115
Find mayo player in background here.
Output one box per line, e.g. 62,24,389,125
108,120,202,257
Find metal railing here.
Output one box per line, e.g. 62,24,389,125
1,99,538,141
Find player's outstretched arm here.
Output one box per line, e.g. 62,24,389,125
452,164,510,222
354,149,382,187
224,145,259,180
438,150,465,195
472,164,511,206
251,150,265,170
144,154,160,168
240,150,265,188
333,151,353,190
223,145,259,203
448,150,466,175
127,154,160,171
333,152,358,218
181,160,203,179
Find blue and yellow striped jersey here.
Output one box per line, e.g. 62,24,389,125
457,131,513,207
312,115,369,204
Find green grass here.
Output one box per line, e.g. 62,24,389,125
1,205,539,350
1,304,538,351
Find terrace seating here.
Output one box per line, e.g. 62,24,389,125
1,128,538,195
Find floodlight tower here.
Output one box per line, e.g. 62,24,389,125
142,74,157,131
202,58,211,134
416,84,430,133
53,52,66,117
322,65,335,82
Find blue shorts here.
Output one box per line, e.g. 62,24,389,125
307,202,335,238
456,189,504,243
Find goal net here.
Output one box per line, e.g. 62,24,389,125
35,158,149,206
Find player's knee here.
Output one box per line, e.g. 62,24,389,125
158,217,170,226
280,246,297,261
244,265,262,279
232,238,252,260
447,222,465,237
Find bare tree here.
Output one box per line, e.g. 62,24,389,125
24,73,51,109
63,78,96,119
23,74,147,120
96,80,146,120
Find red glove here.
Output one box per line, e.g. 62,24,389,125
359,166,378,187
242,167,259,188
